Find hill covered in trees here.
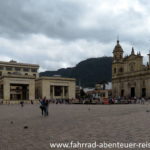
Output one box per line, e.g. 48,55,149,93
40,57,113,87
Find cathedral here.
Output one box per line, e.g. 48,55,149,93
112,40,150,98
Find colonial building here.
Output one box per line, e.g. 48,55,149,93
112,40,150,98
0,60,39,103
0,60,76,104
35,76,76,99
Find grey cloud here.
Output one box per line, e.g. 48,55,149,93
0,0,150,70
0,0,83,39
0,0,149,44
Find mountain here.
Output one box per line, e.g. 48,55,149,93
40,57,113,87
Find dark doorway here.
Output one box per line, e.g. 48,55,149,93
22,85,29,100
0,85,3,99
10,84,29,100
121,90,124,97
54,86,62,96
131,87,135,97
142,88,146,97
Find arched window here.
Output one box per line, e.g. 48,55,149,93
119,67,124,73
129,62,135,72
33,74,36,77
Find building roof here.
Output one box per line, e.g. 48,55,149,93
36,76,76,82
0,60,39,68
0,74,36,79
113,40,123,53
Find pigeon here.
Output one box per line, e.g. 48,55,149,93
10,121,14,124
24,126,28,129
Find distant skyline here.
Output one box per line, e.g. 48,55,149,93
0,0,150,71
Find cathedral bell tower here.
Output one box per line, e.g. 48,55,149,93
113,40,124,62
112,40,124,78
112,40,124,97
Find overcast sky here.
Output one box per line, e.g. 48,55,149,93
0,0,150,71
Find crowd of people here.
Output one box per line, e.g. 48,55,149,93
1,96,150,117
76,96,150,105
108,96,148,104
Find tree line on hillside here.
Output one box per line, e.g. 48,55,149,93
40,57,113,87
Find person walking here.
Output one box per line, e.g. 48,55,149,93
45,99,49,116
31,100,34,104
39,97,46,116
20,100,24,107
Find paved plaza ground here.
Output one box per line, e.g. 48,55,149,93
1,103,150,150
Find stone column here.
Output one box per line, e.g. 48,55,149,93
146,79,150,97
52,86,55,99
67,87,69,98
3,81,10,102
62,86,65,98
116,83,119,97
29,82,35,100
136,81,141,98
41,80,50,99
126,81,131,98
68,83,75,99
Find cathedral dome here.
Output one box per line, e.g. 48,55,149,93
113,40,123,53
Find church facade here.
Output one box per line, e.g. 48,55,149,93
112,40,150,98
